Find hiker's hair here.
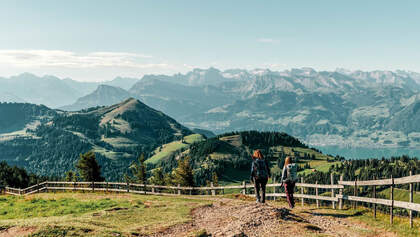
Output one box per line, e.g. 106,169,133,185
252,150,264,159
284,156,292,167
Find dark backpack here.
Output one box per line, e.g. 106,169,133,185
254,159,268,179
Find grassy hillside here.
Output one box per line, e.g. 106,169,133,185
145,134,204,165
379,188,420,203
153,131,338,186
0,193,210,236
0,99,193,181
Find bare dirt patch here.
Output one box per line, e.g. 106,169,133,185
153,199,291,236
0,226,37,237
152,197,399,237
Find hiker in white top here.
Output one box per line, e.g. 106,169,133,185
280,156,298,208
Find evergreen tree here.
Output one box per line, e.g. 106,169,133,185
149,167,165,185
174,156,194,187
212,172,219,186
130,153,147,184
164,172,175,186
76,151,104,182
65,170,77,182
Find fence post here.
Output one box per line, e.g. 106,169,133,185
242,181,246,195
144,183,147,195
152,186,155,194
409,170,413,228
301,177,304,207
373,175,376,219
177,184,181,195
106,182,108,193
73,181,76,192
127,182,130,193
390,175,394,225
92,181,95,192
37,181,40,194
273,177,277,201
331,173,335,209
211,182,215,196
353,177,357,209
315,181,319,208
339,175,343,210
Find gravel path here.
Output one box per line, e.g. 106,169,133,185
153,197,397,237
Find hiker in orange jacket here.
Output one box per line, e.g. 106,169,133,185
250,150,271,203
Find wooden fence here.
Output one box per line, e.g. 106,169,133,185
3,172,420,228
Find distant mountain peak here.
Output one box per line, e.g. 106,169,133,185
96,84,125,91
59,85,132,111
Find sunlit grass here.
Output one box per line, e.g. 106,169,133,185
146,134,204,165
0,192,211,236
0,195,119,219
379,187,420,203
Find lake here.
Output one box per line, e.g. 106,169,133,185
315,146,420,159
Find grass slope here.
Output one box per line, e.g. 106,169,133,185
145,134,204,165
277,146,339,176
379,188,420,203
0,193,210,236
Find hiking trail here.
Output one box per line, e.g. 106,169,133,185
154,196,397,237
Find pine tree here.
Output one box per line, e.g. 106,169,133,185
174,156,194,187
130,153,147,184
164,172,175,186
150,167,165,185
65,170,77,182
212,172,219,186
76,151,104,182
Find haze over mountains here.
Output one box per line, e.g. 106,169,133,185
2,68,420,148
0,73,139,108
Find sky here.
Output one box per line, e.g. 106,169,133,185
1,0,420,81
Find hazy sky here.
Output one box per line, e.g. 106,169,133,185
1,0,420,81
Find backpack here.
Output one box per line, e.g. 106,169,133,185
285,164,298,182
254,159,268,179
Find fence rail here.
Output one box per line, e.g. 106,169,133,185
2,172,419,228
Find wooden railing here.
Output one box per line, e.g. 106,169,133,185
3,172,419,228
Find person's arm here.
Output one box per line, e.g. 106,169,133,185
250,161,255,181
280,166,286,183
265,159,271,178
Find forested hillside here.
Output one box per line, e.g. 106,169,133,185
151,131,326,186
0,99,191,180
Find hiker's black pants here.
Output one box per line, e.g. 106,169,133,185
284,180,296,208
254,177,268,203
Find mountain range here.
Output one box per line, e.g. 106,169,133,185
2,68,420,148
0,73,139,108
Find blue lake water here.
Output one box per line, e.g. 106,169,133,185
315,146,420,159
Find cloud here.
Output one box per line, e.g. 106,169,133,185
257,38,279,43
0,49,174,69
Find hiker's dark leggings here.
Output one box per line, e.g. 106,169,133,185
254,178,268,203
284,180,295,208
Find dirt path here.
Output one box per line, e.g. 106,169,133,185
0,226,37,237
154,197,396,237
